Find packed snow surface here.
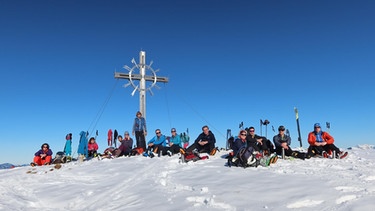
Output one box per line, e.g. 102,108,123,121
1,145,375,210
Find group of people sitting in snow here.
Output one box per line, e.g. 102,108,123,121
227,123,348,167
30,110,347,166
30,125,216,166
275,123,348,159
129,111,217,157
101,125,216,159
141,125,217,158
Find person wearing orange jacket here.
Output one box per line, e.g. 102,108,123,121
307,123,348,159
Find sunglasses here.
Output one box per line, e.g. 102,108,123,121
171,131,176,132
240,134,246,136
156,132,161,134
249,130,255,132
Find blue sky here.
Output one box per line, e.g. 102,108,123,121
1,0,374,164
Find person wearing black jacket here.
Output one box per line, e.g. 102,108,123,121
185,125,216,154
246,127,270,155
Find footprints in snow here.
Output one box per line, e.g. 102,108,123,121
155,165,234,209
286,186,363,209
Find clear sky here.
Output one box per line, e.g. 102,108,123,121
1,0,374,164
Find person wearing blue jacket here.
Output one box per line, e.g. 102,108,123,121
132,111,147,151
64,133,72,161
166,128,182,155
227,130,256,167
232,130,248,156
145,129,166,157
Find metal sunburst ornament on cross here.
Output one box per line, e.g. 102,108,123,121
114,51,169,119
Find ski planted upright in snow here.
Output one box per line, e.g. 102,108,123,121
294,107,303,148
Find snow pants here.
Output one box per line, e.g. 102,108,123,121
135,131,146,151
33,155,52,166
166,144,182,154
308,144,340,156
276,146,306,159
186,142,215,153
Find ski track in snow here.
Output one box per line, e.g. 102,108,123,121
0,145,375,210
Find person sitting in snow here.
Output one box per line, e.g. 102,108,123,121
246,127,272,156
145,129,167,157
232,130,249,155
307,123,348,159
88,137,99,158
165,128,182,156
31,143,53,166
273,125,307,160
228,130,277,167
115,132,133,157
183,125,216,155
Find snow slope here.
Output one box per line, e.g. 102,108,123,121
0,145,374,210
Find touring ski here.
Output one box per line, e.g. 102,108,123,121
294,107,303,148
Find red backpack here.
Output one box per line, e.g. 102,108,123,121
181,151,209,163
130,147,144,156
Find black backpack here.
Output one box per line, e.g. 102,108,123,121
229,146,258,168
52,151,67,164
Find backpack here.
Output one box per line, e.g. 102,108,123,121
180,133,190,143
180,133,190,148
52,151,67,164
130,147,144,156
229,146,258,168
209,147,219,156
99,147,117,159
227,136,235,150
181,151,209,163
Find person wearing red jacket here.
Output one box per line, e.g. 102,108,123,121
307,123,348,159
31,143,53,166
88,137,99,158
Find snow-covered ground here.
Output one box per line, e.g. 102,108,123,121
1,145,374,210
